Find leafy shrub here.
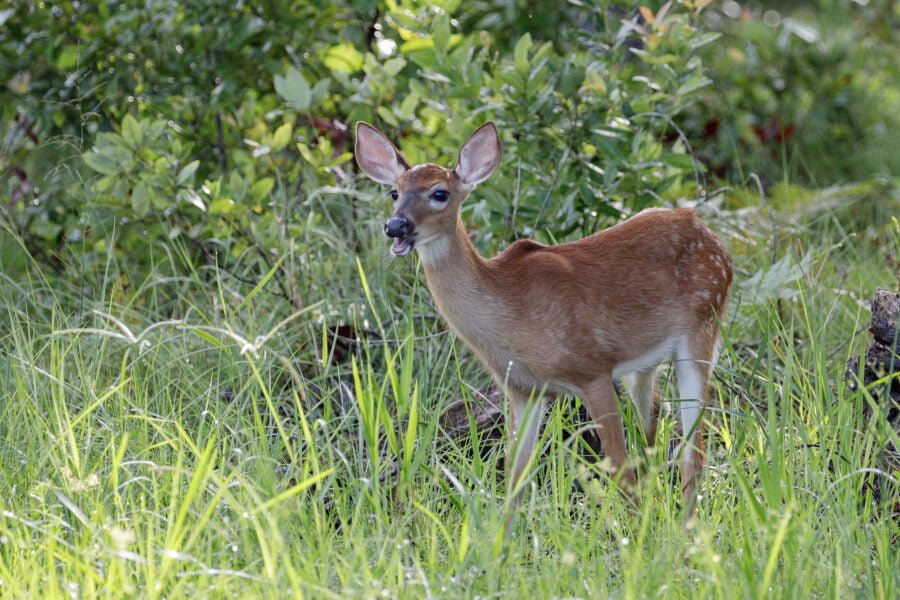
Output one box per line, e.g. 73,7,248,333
689,0,900,184
2,0,718,274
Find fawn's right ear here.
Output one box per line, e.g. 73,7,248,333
454,121,501,188
355,122,410,185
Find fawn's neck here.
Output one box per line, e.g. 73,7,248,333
419,220,505,352
419,218,490,291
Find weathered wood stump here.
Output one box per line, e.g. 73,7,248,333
845,288,899,513
846,289,900,417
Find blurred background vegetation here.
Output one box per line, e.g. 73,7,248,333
1,0,898,279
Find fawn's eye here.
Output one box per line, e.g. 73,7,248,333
430,190,450,202
389,190,399,201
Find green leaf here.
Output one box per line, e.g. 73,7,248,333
383,57,407,77
84,135,135,176
399,93,419,119
513,33,532,70
376,106,399,128
407,49,440,72
186,327,230,352
274,67,311,109
249,177,275,201
433,15,450,55
497,69,526,92
739,251,813,304
179,188,206,211
270,123,293,151
399,37,434,53
323,43,364,74
177,160,200,185
250,468,334,516
83,151,121,176
131,182,150,217
56,45,78,71
676,74,712,97
604,160,620,187
326,152,353,168
94,175,118,192
238,253,285,310
121,114,143,148
29,218,62,240
208,198,238,214
296,143,316,165
533,41,553,65
639,53,679,65
310,78,330,106
689,32,723,50
150,186,169,210
558,65,585,96
229,171,248,202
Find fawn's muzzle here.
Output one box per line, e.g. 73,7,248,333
383,216,417,257
383,216,412,239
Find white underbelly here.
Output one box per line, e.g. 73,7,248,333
611,335,679,379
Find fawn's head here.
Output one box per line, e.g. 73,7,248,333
355,121,501,257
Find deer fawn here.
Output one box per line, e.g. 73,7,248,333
355,121,732,516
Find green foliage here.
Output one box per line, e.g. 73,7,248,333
3,1,898,269
0,194,897,597
689,0,900,184
3,0,719,269
1,2,899,596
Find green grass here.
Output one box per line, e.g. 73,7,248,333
0,193,898,598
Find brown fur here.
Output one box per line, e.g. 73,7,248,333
396,163,450,189
355,121,733,518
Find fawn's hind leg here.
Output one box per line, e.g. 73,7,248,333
674,328,719,514
625,368,661,447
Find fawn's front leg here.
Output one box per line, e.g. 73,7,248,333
505,386,545,514
581,374,638,496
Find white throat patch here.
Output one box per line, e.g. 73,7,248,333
415,235,450,264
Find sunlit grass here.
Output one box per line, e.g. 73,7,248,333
0,193,897,598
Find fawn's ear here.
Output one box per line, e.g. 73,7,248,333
454,122,501,188
355,122,410,185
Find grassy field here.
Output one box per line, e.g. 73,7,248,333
0,187,898,598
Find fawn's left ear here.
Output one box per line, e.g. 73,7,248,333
454,122,501,188
355,122,411,185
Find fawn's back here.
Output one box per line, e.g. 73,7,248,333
478,207,731,387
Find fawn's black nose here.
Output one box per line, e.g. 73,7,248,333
384,216,412,239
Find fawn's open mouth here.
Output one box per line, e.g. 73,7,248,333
390,233,417,256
